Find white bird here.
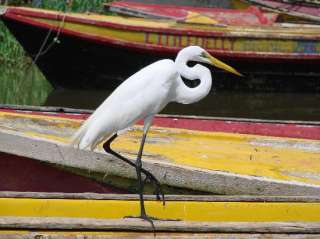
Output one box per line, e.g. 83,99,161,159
70,45,241,221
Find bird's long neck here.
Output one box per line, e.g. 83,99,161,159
173,53,212,104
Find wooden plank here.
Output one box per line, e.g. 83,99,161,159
241,0,320,23
0,107,320,195
1,197,320,222
108,1,278,26
2,110,320,187
1,191,320,202
0,232,319,239
1,130,320,195
0,104,93,115
1,104,320,125
2,106,320,141
1,232,319,239
0,217,319,233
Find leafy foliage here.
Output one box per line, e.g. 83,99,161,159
0,0,109,104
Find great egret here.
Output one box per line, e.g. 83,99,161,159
70,45,241,221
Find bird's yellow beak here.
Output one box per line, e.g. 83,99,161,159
204,52,242,77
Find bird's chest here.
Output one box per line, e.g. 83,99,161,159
140,81,171,114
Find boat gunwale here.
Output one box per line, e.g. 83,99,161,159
5,6,320,40
1,104,320,126
3,8,320,61
1,191,320,202
0,128,320,196
106,1,280,26
0,105,320,196
243,0,320,23
1,217,320,233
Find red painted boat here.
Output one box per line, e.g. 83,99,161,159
0,104,125,194
281,0,320,7
1,6,320,92
107,1,278,26
0,152,125,193
238,0,320,23
0,105,320,195
1,105,319,140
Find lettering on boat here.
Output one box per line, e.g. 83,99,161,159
144,32,236,51
144,33,320,54
296,41,319,54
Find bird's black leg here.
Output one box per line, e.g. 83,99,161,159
133,131,157,231
103,134,165,204
136,132,148,218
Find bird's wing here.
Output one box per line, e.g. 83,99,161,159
70,59,177,150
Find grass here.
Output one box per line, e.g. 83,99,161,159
0,19,52,105
0,0,108,105
34,0,107,13
0,20,25,66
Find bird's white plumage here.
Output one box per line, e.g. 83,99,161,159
70,46,237,151
71,59,178,150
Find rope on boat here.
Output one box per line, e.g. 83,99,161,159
32,12,66,64
19,7,67,90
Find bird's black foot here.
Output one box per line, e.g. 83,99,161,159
125,214,180,232
125,213,170,234
128,214,156,236
125,214,156,230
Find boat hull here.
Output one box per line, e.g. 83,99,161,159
237,0,320,23
2,7,320,91
0,152,124,193
0,105,320,195
108,1,279,26
0,192,320,237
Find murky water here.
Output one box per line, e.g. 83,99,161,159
0,58,318,121
45,89,320,121
1,31,319,121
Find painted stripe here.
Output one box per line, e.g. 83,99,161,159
0,198,320,222
6,7,320,40
1,109,320,186
1,109,319,140
4,7,320,61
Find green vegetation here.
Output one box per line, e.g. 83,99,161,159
0,20,24,65
0,0,108,12
0,0,108,105
0,62,52,105
39,0,107,13
0,18,52,105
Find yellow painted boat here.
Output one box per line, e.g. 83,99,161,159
0,105,319,195
234,0,320,23
0,192,319,237
1,6,320,91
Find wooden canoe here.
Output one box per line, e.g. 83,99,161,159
236,0,320,23
0,105,320,195
0,192,320,237
281,0,320,7
1,6,320,91
107,1,279,26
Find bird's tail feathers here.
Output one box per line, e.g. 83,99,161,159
69,120,91,149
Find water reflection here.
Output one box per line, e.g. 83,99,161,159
45,89,320,121
0,63,52,105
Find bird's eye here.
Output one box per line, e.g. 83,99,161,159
201,52,208,58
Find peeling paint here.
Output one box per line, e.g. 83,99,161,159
250,139,320,152
0,110,320,188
